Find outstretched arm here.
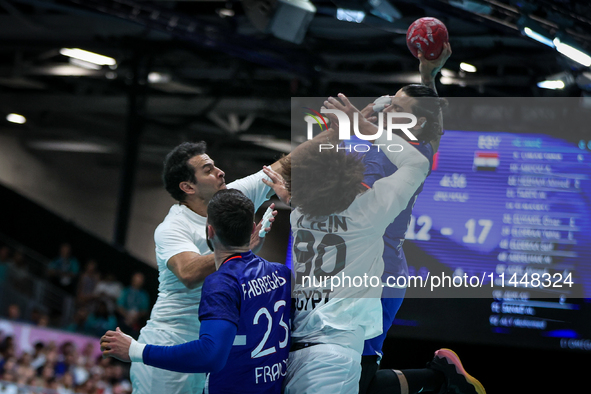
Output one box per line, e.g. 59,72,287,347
418,43,451,153
418,42,451,95
101,320,237,373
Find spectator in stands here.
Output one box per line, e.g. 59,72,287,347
30,342,46,370
29,308,50,327
94,272,123,313
15,352,35,384
7,250,31,296
65,308,89,334
0,336,16,368
77,259,100,307
85,300,117,338
0,245,10,284
0,356,16,382
54,343,76,378
116,272,150,337
6,304,22,322
48,243,80,294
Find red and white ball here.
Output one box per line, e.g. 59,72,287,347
406,17,449,60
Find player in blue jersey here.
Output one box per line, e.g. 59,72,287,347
100,189,291,394
353,45,484,394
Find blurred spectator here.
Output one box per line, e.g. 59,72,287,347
64,308,89,334
30,308,51,327
0,245,10,284
76,259,100,308
6,304,23,323
15,352,35,384
48,243,80,294
0,355,16,381
7,250,31,296
94,273,123,313
54,342,76,378
117,272,150,336
30,342,46,370
84,301,117,338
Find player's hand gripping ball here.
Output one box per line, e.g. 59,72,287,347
406,17,449,60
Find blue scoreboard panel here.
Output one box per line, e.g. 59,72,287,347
396,130,591,352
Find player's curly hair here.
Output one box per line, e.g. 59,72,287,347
286,142,366,218
163,141,207,201
401,84,448,142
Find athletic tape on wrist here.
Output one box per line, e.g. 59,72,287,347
373,96,392,113
258,206,274,237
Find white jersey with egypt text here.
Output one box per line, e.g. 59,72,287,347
290,134,430,347
145,169,274,336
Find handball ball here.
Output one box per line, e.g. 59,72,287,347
406,17,449,60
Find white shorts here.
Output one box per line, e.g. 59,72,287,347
283,344,362,394
131,327,205,394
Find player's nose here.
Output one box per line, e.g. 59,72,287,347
216,167,225,178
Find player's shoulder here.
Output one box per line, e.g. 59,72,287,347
155,205,196,236
203,267,240,292
415,140,434,158
261,259,289,275
269,261,291,277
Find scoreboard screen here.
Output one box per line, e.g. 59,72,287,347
289,97,591,352
396,129,591,352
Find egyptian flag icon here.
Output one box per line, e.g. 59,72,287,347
473,151,499,171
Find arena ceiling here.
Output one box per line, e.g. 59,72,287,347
1,0,590,186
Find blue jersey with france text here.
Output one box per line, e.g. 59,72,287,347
199,251,291,394
362,141,434,280
360,140,434,357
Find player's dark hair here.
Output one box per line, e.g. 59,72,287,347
207,189,255,247
401,84,447,142
163,141,207,201
288,142,366,218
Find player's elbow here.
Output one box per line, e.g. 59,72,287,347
198,349,228,373
207,357,227,373
179,275,202,290
409,154,430,178
176,267,206,289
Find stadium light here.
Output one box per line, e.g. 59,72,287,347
553,35,591,67
59,48,117,66
148,72,172,84
524,27,555,48
69,58,102,70
537,80,565,90
517,16,554,48
460,62,477,73
336,9,365,23
6,113,26,124
537,71,574,90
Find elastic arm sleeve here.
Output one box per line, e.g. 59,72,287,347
142,319,237,373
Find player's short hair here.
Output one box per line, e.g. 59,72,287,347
207,189,255,247
163,142,207,201
288,142,366,218
401,84,448,142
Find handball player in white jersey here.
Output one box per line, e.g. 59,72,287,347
283,95,431,394
131,141,288,394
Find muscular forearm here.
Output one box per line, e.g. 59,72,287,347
421,73,437,94
167,253,216,289
421,71,443,153
131,320,236,373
